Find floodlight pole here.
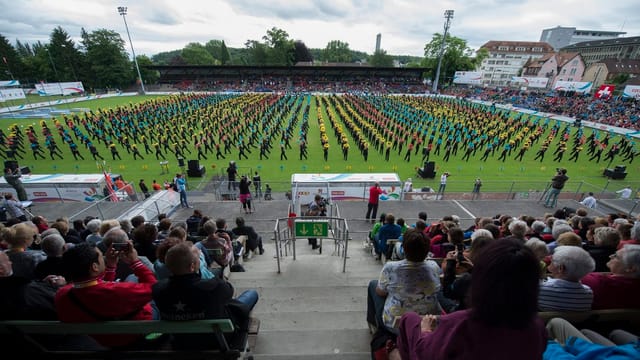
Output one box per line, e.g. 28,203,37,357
117,6,146,94
432,9,454,93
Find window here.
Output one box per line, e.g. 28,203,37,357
515,47,526,51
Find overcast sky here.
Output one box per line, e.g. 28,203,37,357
1,0,638,58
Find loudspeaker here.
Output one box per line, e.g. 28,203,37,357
177,158,185,168
419,161,436,179
188,160,199,171
187,165,206,178
614,165,626,173
4,160,18,172
604,168,627,180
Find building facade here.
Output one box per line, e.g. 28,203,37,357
560,36,640,68
540,26,626,50
477,41,555,87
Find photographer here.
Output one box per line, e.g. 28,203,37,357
4,167,28,201
544,168,569,208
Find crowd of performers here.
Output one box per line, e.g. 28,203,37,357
0,92,637,169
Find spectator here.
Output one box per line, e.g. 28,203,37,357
152,242,259,350
3,193,27,222
55,239,157,349
0,251,61,320
539,246,595,311
580,192,597,209
232,216,265,257
584,226,620,272
617,222,640,249
153,236,214,281
1,222,46,280
34,233,67,280
616,186,633,200
545,317,640,360
132,223,159,263
84,218,103,246
581,244,640,309
366,228,442,335
395,238,547,360
375,213,402,260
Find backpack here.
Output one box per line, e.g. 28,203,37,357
200,236,232,268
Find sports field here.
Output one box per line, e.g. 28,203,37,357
1,93,638,195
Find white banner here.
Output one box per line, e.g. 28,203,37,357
34,81,85,96
553,81,592,94
0,88,26,102
0,80,20,87
453,71,483,85
511,77,548,88
622,85,640,99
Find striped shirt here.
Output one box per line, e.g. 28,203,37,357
538,278,593,311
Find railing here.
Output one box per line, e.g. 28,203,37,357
272,205,350,273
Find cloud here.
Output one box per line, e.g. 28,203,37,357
0,0,638,58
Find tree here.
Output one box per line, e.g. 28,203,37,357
261,27,295,66
421,33,483,87
0,34,23,80
293,41,313,63
244,40,269,66
219,40,230,65
322,40,351,63
181,42,217,65
47,26,84,82
135,55,158,85
80,28,131,90
368,49,394,67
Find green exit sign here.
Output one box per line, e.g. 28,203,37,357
295,221,329,237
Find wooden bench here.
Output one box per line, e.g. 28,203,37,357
0,318,257,359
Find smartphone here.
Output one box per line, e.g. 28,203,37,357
112,242,129,251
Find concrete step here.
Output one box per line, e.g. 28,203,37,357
234,286,369,314
246,310,368,332
250,352,370,360
250,328,371,356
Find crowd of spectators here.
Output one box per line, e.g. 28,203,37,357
0,211,262,351
367,207,640,359
443,86,640,130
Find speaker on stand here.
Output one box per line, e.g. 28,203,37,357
187,159,206,177
418,161,436,179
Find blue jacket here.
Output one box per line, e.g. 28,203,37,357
544,338,640,360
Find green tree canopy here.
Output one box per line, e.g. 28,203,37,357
368,49,394,67
322,40,352,63
181,42,217,65
421,33,484,86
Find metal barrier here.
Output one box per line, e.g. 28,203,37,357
272,203,350,273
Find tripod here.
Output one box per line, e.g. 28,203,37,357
538,182,551,204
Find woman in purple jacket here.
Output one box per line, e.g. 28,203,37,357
395,238,547,360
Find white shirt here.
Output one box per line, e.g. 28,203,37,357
617,188,633,199
440,174,448,185
580,196,597,209
403,181,413,192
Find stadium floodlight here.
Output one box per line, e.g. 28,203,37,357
117,6,146,94
432,9,454,93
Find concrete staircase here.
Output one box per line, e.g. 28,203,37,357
229,228,380,359
174,197,380,359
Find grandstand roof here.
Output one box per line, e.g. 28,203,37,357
145,65,428,82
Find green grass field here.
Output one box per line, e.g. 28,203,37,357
1,93,638,195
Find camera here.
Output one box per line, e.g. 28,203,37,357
112,242,129,251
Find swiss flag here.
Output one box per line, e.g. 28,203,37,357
594,84,615,100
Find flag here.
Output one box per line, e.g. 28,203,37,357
103,171,119,202
594,84,615,100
